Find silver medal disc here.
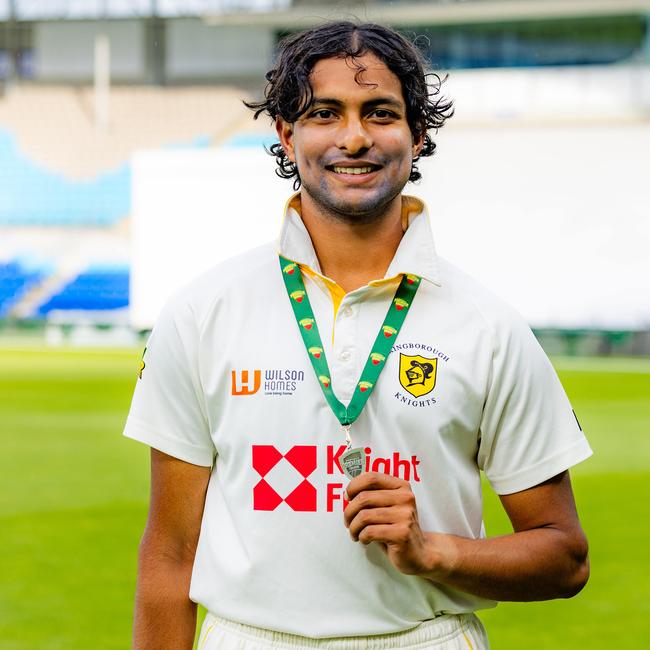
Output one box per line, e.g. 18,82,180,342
340,447,366,479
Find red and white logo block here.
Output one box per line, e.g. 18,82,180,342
252,445,317,511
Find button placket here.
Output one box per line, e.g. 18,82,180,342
332,298,358,401
339,349,352,362
304,274,335,364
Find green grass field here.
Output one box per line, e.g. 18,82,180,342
1,347,649,648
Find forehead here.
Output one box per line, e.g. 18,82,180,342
308,53,405,105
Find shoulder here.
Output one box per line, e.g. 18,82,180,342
435,257,531,337
183,241,277,298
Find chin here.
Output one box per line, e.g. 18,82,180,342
310,185,404,224
330,199,391,224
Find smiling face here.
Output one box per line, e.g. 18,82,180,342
276,53,423,225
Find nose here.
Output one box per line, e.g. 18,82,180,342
335,116,372,154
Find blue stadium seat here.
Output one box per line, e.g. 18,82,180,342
37,266,130,315
0,261,45,317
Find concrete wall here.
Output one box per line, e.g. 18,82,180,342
166,19,272,81
33,20,145,82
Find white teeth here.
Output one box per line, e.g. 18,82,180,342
333,166,374,175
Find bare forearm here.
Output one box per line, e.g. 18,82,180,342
421,527,589,601
133,547,197,649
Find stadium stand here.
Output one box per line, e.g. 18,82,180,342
0,128,129,226
0,86,254,226
0,85,251,179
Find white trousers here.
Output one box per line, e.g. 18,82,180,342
197,613,489,650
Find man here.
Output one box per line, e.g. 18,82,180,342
124,21,591,649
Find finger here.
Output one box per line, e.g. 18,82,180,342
346,472,409,501
357,523,402,546
349,505,411,541
343,489,413,528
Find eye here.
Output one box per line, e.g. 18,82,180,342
370,109,397,120
310,109,336,120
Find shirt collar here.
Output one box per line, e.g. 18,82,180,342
277,192,441,287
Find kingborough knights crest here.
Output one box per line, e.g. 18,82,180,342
399,353,437,398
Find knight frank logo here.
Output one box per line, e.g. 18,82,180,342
252,444,422,512
231,370,261,396
252,445,317,511
399,354,437,398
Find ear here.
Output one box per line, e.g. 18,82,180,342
276,118,296,163
412,132,425,158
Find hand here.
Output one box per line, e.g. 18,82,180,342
343,472,435,576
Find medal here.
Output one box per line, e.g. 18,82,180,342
340,425,366,479
279,255,421,479
340,447,366,479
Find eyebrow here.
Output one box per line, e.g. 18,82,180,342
310,97,405,111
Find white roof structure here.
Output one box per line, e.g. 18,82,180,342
0,0,290,20
2,0,649,22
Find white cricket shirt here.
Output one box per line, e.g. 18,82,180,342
123,194,592,637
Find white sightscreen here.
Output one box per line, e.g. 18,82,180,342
131,123,650,331
130,147,291,331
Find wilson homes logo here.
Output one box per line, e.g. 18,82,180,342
231,369,306,397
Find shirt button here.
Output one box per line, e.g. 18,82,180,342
341,306,353,318
339,349,352,362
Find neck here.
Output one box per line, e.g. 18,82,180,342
298,194,405,293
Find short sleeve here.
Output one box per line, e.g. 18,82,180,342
477,310,592,495
122,293,215,467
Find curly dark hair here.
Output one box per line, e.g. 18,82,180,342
245,21,454,190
